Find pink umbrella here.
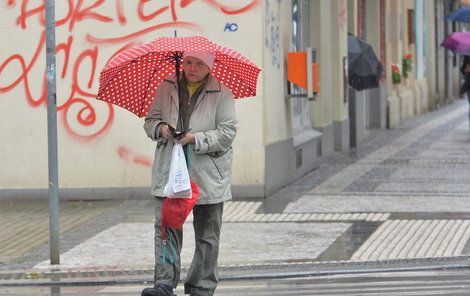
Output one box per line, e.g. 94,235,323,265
96,36,261,117
442,32,470,55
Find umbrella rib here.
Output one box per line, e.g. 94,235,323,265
98,59,140,99
138,53,178,116
98,53,171,100
219,62,258,97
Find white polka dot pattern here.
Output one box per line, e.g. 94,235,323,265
97,36,261,117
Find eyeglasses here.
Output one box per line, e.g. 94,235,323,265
183,60,207,70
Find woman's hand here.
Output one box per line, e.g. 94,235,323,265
159,124,173,139
175,132,196,146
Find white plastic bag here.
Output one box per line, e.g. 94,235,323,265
164,143,191,198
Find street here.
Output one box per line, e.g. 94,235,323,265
1,99,470,294
1,267,470,295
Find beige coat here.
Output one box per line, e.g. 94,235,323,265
144,74,238,204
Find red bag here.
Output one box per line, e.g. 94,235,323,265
160,181,199,264
161,180,199,240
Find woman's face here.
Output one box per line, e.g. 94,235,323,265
183,56,211,83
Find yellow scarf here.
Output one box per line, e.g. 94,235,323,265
186,81,203,97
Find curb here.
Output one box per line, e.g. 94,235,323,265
1,256,470,286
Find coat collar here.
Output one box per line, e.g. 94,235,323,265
163,73,222,110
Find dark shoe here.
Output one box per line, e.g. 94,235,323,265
141,284,175,296
184,283,203,296
141,287,158,296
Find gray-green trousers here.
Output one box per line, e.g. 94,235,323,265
154,196,224,296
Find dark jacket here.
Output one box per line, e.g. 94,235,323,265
460,56,470,94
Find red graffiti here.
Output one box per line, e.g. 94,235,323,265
115,0,126,25
0,29,114,141
118,146,153,167
16,0,44,29
202,0,261,15
86,0,261,44
0,31,46,107
68,0,114,31
86,21,202,45
15,0,114,31
179,0,261,15
0,0,260,144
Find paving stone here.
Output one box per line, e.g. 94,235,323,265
2,100,470,284
33,222,350,269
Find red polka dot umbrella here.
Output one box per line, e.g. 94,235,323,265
96,36,261,117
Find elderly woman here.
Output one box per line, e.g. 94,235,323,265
142,51,238,296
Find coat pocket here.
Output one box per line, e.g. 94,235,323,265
208,155,223,180
208,147,232,180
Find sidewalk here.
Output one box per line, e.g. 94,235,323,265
1,100,470,286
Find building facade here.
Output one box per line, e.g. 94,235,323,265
0,0,461,200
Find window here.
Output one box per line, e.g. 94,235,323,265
291,0,312,135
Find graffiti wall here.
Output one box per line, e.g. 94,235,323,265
0,0,262,193
263,0,290,144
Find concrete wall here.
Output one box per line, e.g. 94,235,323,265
384,0,438,128
387,93,401,128
262,0,294,197
398,86,415,121
0,1,264,198
426,1,437,111
312,0,349,154
349,88,367,147
1,0,450,200
265,0,351,195
330,0,349,123
416,79,429,114
435,1,447,106
265,0,330,195
264,0,290,147
368,83,387,129
311,0,334,129
333,119,349,151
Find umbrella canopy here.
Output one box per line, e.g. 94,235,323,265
442,32,470,55
97,36,261,117
347,33,382,91
447,7,470,23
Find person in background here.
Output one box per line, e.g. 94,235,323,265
141,51,238,296
460,55,470,128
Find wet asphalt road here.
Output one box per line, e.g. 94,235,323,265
1,266,469,295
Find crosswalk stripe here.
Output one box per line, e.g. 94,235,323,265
352,219,470,260
187,201,391,223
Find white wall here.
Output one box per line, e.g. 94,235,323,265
330,0,349,122
264,0,290,145
311,0,348,127
311,0,333,128
0,1,264,193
